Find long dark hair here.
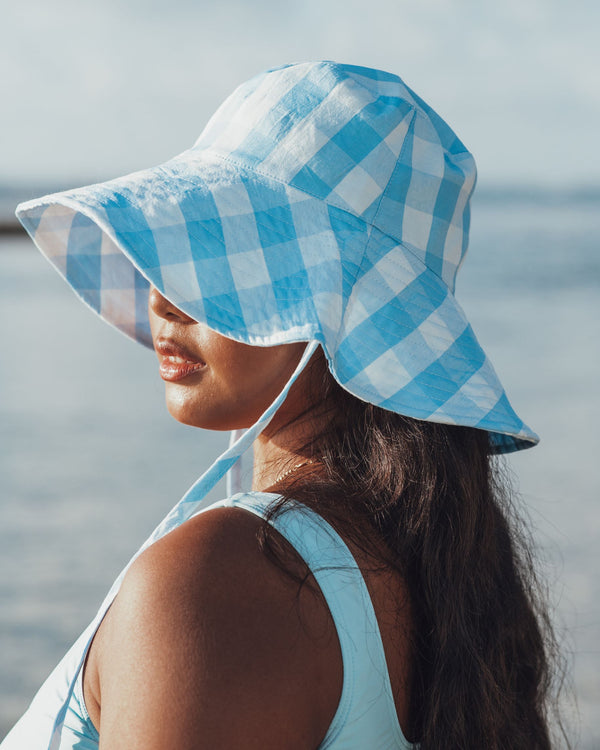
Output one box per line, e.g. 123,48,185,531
260,349,567,749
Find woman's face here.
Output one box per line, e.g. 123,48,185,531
148,286,307,430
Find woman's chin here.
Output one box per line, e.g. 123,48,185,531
163,391,245,431
164,388,203,427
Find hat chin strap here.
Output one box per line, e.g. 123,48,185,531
227,429,244,496
144,338,320,547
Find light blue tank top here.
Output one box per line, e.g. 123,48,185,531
2,492,413,749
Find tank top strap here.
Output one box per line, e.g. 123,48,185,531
221,492,410,749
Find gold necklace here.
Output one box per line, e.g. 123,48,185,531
273,459,314,486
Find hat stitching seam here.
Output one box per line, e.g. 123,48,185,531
335,106,418,350
370,107,417,229
97,151,453,297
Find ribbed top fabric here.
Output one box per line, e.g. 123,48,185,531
1,492,412,749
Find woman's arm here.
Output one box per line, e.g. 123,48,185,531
89,508,342,750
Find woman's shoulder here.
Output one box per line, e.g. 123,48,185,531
117,504,327,643
125,504,284,601
89,504,341,749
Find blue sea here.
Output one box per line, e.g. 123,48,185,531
1,190,598,746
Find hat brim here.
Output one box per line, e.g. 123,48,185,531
16,149,538,453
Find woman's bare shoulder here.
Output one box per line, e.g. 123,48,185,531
91,506,341,750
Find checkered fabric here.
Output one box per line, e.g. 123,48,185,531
17,61,538,452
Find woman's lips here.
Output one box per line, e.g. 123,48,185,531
159,355,205,382
155,338,206,383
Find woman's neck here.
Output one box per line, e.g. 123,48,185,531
251,416,320,491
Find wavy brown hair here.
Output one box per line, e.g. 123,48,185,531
260,349,568,749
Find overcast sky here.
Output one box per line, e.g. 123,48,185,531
2,0,598,187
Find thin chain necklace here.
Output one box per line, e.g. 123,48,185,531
272,459,314,486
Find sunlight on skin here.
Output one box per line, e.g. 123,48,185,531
147,285,321,491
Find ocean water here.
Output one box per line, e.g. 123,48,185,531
1,193,598,746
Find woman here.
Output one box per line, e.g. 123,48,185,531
5,61,560,748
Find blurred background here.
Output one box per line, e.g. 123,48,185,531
1,0,598,745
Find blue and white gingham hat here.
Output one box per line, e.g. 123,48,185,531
16,61,538,456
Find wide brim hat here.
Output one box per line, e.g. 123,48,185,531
17,61,538,455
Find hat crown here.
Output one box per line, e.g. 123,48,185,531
194,61,476,291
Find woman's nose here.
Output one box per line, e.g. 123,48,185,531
148,286,196,323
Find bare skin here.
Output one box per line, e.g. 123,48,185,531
82,288,414,748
